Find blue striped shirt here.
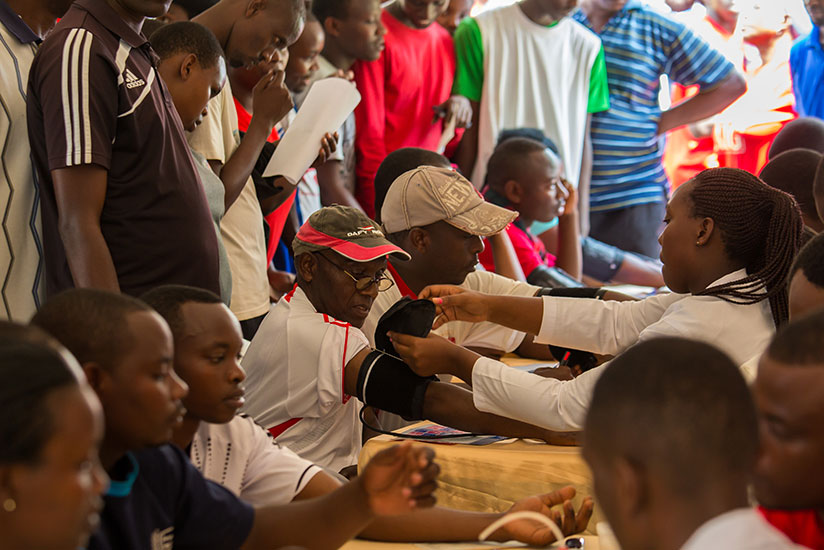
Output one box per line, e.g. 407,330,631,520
573,1,736,212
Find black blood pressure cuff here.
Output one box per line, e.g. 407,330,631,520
536,287,603,373
526,264,585,289
537,287,607,299
356,350,435,420
373,297,437,356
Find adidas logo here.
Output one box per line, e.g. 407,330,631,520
124,68,146,89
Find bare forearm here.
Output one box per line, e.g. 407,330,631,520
486,295,545,335
59,221,119,292
360,507,499,542
244,477,375,550
221,118,273,209
317,161,363,210
453,100,480,181
423,382,550,440
555,214,582,280
516,335,555,360
658,73,746,135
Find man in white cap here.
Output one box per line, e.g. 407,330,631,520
365,164,553,360
241,204,563,474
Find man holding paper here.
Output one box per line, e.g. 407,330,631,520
190,0,345,339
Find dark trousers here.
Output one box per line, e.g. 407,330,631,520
589,201,666,259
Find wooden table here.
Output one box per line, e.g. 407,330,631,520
359,424,601,535
342,536,601,550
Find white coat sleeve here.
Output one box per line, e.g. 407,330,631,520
471,356,604,431
536,293,685,355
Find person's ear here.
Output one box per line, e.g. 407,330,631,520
323,16,343,39
82,362,109,395
695,217,715,247
296,253,317,283
179,53,198,81
615,456,649,516
245,0,266,17
502,180,522,205
409,228,431,254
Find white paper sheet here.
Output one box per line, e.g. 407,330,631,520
263,78,361,181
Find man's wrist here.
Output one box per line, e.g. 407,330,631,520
351,474,378,519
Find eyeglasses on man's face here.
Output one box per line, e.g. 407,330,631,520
317,253,395,292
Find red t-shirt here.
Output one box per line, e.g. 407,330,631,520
760,507,824,549
352,9,457,217
233,97,296,265
479,221,556,277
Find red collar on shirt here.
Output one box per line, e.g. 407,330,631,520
387,262,417,299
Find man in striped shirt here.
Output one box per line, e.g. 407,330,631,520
27,0,221,298
0,0,72,321
573,0,745,257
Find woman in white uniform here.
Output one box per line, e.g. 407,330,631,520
389,167,803,431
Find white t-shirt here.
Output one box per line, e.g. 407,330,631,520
471,269,775,431
0,17,44,321
187,83,270,321
680,508,808,550
241,286,370,471
190,415,322,506
467,7,603,189
362,268,539,352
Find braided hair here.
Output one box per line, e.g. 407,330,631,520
690,168,802,327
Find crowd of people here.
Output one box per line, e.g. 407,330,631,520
2,0,824,548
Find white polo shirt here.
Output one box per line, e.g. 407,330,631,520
471,269,775,431
362,267,539,352
681,508,807,550
0,5,44,321
190,415,322,506
241,286,370,472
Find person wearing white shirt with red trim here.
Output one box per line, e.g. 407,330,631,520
241,204,570,474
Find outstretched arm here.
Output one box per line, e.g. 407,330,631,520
298,474,592,544
243,443,438,550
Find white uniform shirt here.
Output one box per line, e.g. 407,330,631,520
362,268,539,352
241,286,370,471
472,269,775,431
190,415,322,506
680,508,808,550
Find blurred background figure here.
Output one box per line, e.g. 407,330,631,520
713,0,796,174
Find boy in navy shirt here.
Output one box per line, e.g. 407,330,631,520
32,288,439,550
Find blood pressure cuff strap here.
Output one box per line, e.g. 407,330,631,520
356,350,434,420
526,264,585,289
535,287,601,373
537,287,601,299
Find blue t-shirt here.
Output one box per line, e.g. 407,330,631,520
86,445,254,550
572,1,736,213
790,26,824,120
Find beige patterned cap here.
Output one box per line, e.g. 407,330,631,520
381,166,517,236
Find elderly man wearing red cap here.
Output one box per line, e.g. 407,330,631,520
240,203,576,475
